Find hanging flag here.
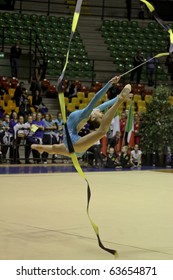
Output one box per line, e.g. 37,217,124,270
112,109,120,136
125,100,134,148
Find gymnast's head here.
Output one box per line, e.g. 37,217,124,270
87,109,103,130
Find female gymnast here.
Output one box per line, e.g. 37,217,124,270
32,76,131,157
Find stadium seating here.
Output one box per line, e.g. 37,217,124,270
0,12,92,79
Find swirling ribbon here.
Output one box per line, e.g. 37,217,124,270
140,0,173,53
57,0,117,256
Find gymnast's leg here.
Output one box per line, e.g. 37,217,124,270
31,143,70,157
74,84,131,153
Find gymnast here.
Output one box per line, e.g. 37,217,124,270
32,76,131,157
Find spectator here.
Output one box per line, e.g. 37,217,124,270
42,113,57,164
130,144,142,167
13,81,24,106
32,90,42,111
120,146,132,168
105,147,119,168
86,141,104,167
147,51,157,86
19,98,32,121
53,111,64,143
139,3,145,19
31,112,45,163
1,114,10,162
10,41,22,77
24,115,33,164
31,112,37,121
108,84,120,100
13,115,26,164
130,52,145,84
126,0,132,21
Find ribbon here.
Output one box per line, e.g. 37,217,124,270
140,0,173,53
57,0,117,256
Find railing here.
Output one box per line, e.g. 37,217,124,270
0,26,48,80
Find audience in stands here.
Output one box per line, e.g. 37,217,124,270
32,90,43,111
19,98,32,121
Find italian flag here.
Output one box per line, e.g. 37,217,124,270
125,100,134,148
112,109,120,136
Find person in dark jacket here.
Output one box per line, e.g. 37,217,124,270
10,41,22,77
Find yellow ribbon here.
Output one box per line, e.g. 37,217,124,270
57,0,117,256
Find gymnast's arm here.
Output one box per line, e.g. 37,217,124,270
76,76,120,122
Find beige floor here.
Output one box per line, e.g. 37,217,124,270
0,170,173,260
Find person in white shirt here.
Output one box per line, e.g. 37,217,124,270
130,144,142,167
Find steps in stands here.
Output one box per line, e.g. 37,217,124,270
78,16,116,82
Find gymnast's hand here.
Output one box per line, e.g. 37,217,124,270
110,75,120,84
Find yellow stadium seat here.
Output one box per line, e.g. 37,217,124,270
71,97,80,107
88,92,95,100
8,88,15,98
28,95,33,105
0,100,5,107
145,95,152,104
137,100,146,108
3,94,11,105
77,92,85,101
7,100,16,110
138,105,146,113
82,97,89,104
67,103,75,112
78,103,87,110
133,94,141,103
64,97,69,105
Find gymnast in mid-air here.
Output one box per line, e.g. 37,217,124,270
32,76,131,157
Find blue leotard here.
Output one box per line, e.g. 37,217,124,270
63,81,118,156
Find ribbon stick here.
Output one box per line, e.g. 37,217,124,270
120,52,169,78
140,0,173,53
57,0,117,256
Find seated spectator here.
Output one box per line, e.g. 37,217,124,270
119,146,132,168
8,111,18,163
26,112,45,163
1,114,10,162
13,81,25,106
53,111,64,143
42,113,57,164
32,90,42,111
19,98,32,121
0,118,5,161
13,115,27,164
130,144,142,167
19,87,29,105
105,147,120,168
86,141,104,167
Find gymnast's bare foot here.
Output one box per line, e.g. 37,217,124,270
119,84,131,100
31,144,44,154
